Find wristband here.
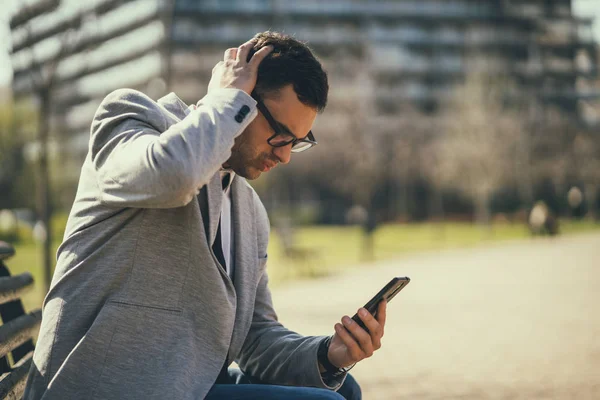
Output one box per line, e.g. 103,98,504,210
317,336,355,380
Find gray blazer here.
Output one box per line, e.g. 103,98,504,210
24,88,343,399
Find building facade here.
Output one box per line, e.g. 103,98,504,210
9,0,599,199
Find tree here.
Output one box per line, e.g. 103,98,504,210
572,132,600,220
0,99,37,210
10,5,83,289
428,63,527,230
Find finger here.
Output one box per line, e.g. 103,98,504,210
334,323,364,362
357,308,383,348
248,45,274,69
224,48,237,61
377,300,387,337
212,61,223,73
236,39,255,62
342,316,374,357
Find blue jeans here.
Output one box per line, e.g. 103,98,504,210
205,368,361,400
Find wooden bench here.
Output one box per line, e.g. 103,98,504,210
0,241,42,399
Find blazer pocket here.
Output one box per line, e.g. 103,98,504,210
92,305,184,400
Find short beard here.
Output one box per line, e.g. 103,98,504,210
225,133,263,180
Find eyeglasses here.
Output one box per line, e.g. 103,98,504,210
251,91,317,153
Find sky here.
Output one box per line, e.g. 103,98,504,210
1,0,600,87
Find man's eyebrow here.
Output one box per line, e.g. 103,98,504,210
257,100,309,140
272,117,312,140
273,119,296,137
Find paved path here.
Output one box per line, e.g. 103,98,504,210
271,233,600,399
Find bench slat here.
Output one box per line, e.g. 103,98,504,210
0,352,33,400
0,275,34,306
0,244,15,262
0,311,42,359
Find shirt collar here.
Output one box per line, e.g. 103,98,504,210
219,168,235,193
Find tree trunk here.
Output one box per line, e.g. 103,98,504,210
429,188,446,241
361,231,375,262
584,183,598,221
474,191,492,236
38,88,53,291
361,206,377,262
429,188,445,221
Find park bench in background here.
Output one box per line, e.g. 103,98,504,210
0,241,42,399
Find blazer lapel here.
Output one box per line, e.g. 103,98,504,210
228,178,259,362
231,179,258,291
206,173,223,245
198,172,229,280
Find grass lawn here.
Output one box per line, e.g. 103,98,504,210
5,220,599,313
265,219,600,283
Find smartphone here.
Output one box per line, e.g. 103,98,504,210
351,277,410,333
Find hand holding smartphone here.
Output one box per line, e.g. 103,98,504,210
351,277,410,333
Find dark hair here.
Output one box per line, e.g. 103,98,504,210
247,31,329,112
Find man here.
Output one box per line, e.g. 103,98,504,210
24,32,387,400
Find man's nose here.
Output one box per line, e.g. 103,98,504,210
273,145,292,164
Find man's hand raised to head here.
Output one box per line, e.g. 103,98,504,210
208,40,274,95
325,300,387,370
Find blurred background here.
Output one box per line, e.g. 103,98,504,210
0,1,599,398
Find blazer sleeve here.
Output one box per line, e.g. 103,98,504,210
235,198,347,390
90,88,257,208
